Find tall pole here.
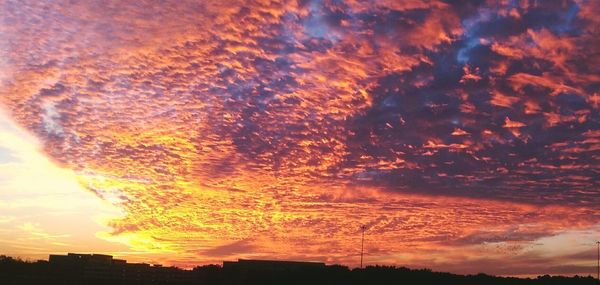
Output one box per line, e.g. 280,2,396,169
360,225,366,269
595,241,600,281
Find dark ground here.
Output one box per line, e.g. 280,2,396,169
1,255,598,285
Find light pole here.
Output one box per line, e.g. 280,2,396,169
360,225,366,269
596,241,599,281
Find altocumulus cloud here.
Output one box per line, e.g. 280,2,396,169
0,0,598,276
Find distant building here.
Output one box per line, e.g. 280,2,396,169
43,254,328,284
47,253,193,284
223,259,326,271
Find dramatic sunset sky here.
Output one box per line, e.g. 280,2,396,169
0,0,599,277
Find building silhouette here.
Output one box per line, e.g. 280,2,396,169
45,253,193,284
223,259,325,271
1,253,599,285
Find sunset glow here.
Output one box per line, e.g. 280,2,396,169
0,0,599,277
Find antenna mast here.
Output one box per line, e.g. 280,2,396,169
360,225,366,269
596,241,599,281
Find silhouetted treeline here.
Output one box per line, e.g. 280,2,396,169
0,255,598,285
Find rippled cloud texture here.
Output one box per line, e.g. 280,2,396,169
0,0,599,276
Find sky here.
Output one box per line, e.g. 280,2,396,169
0,0,599,277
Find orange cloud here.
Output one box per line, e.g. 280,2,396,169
0,0,598,277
